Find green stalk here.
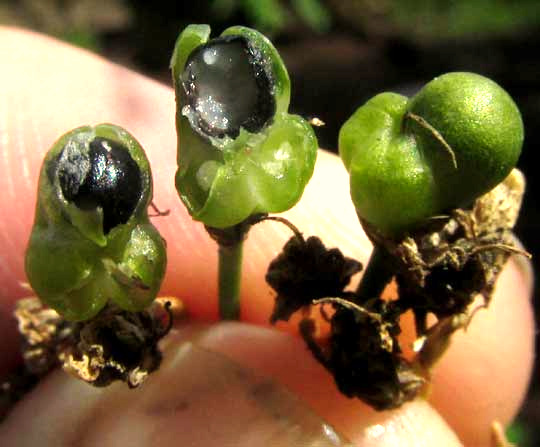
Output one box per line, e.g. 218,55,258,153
218,239,244,320
206,222,253,320
355,245,394,301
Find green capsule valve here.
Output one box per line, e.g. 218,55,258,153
171,24,318,320
25,124,167,321
171,24,317,229
339,72,524,237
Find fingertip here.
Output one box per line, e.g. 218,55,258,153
0,29,534,447
189,322,463,446
354,400,463,447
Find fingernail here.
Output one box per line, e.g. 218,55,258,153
148,340,354,446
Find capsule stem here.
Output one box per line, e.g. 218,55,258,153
355,245,394,301
206,222,253,320
217,239,244,320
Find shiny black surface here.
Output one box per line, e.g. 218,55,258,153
182,36,275,139
58,137,142,233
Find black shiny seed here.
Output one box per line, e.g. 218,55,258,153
58,137,143,234
182,35,275,139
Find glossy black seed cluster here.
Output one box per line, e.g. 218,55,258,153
57,137,142,233
182,35,275,139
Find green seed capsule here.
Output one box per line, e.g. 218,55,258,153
25,124,167,321
171,24,318,228
339,72,524,237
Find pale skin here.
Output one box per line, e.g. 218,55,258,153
0,27,535,446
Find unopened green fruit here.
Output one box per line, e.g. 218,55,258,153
339,72,523,237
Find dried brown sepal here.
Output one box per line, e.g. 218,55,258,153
1,298,177,420
1,297,73,421
300,299,425,411
2,296,175,411
14,297,73,375
267,170,526,411
59,302,173,388
266,235,362,323
412,312,471,369
364,169,526,327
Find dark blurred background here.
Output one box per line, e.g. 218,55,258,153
1,0,539,444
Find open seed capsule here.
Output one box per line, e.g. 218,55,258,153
25,124,167,321
171,25,317,228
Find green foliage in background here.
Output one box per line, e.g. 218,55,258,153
3,0,540,53
211,0,331,34
392,0,540,39
332,0,540,41
210,0,540,40
0,0,131,50
507,420,530,446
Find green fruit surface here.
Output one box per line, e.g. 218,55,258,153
339,72,523,237
171,25,317,228
25,124,167,321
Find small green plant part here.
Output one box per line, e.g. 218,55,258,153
171,24,317,319
340,72,523,238
342,71,525,307
267,72,527,410
25,123,167,321
21,123,170,388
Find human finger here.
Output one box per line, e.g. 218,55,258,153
0,27,534,446
0,321,463,447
